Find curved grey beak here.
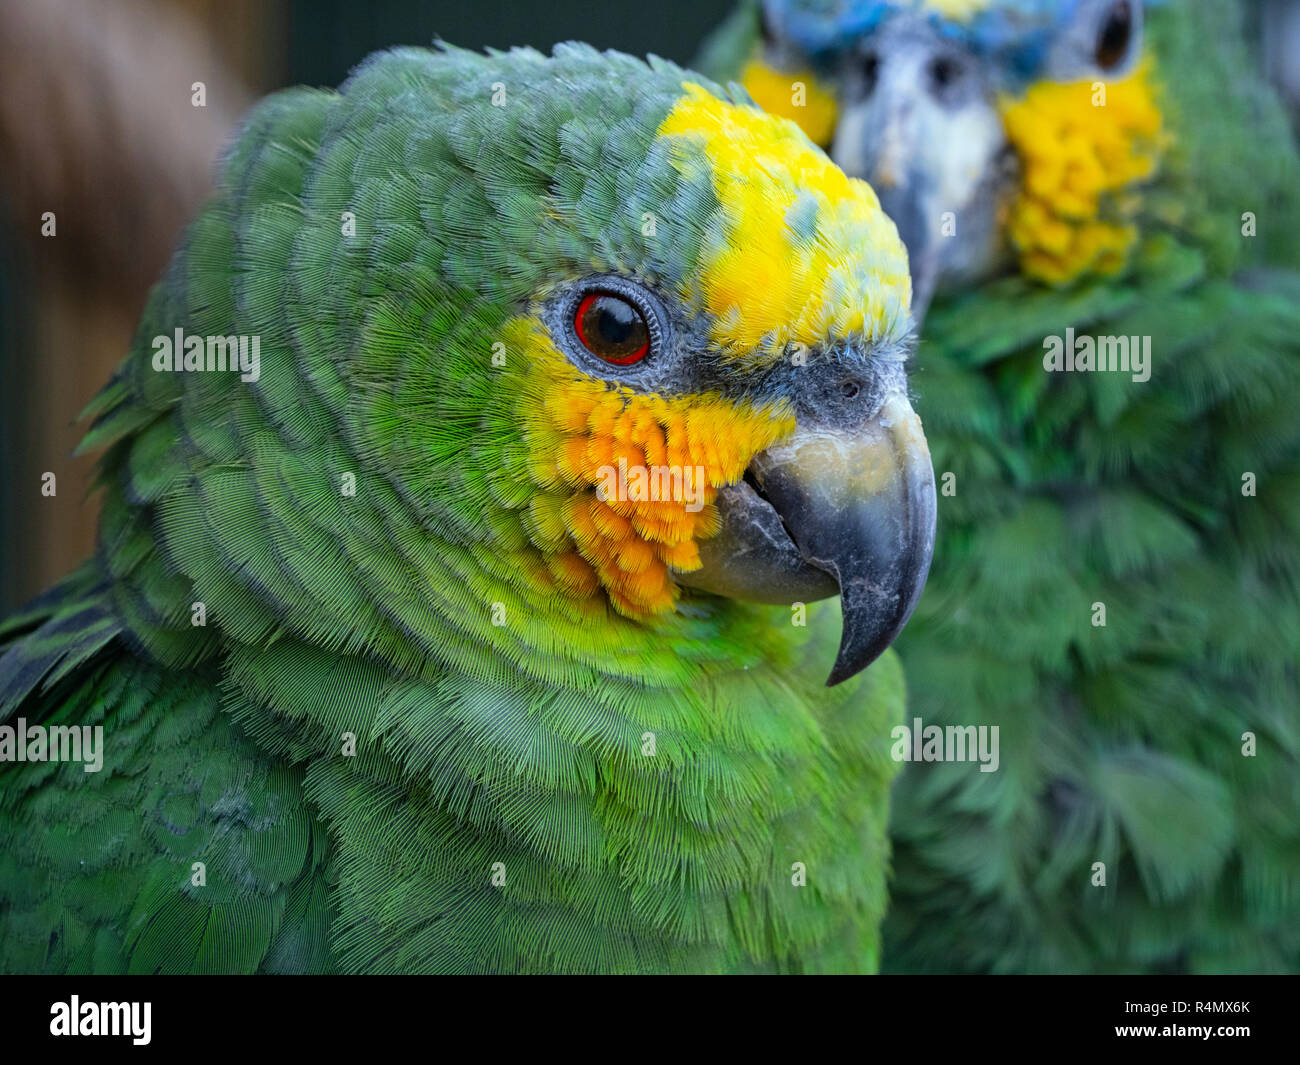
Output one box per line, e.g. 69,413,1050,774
748,394,936,684
678,391,936,686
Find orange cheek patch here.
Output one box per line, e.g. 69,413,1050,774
514,321,794,620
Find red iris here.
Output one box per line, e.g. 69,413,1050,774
574,292,650,365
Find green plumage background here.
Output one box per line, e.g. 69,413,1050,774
893,3,1300,972
700,0,1300,973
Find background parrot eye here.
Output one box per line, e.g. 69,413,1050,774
573,292,651,365
1095,0,1133,70
924,50,972,105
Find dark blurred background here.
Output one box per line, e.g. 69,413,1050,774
1,0,1297,610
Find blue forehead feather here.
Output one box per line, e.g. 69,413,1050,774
766,0,1100,84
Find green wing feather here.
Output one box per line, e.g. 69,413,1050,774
0,575,334,973
882,0,1300,973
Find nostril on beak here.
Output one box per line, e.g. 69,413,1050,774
840,380,861,400
929,57,957,89
861,51,880,96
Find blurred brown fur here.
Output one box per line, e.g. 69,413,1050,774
0,0,274,605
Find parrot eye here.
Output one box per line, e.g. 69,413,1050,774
573,292,651,365
925,50,971,105
552,275,665,375
1095,0,1133,70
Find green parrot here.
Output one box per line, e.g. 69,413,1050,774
699,0,1300,972
0,43,938,974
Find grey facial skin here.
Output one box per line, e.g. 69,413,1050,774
678,350,937,686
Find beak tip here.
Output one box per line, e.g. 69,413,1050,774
824,666,852,688
823,624,891,687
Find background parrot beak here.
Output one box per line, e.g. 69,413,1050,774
830,25,1014,320
677,389,937,686
832,89,942,317
748,393,937,685
872,177,942,323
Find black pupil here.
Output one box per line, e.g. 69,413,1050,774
1096,1,1132,69
582,295,647,359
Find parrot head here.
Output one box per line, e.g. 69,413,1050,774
425,49,939,686
104,45,936,688
738,0,1162,312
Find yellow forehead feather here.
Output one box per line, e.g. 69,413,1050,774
922,0,996,20
657,83,912,357
738,60,839,148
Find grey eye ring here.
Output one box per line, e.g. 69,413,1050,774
549,275,668,376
